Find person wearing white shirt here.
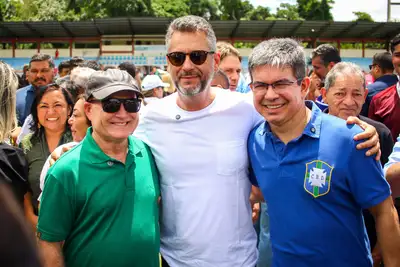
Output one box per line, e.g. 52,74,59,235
141,74,169,105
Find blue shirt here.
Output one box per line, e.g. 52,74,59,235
361,74,398,116
16,85,35,126
248,101,390,267
315,95,328,111
236,74,251,93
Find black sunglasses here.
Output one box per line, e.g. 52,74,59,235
166,50,215,67
90,98,141,113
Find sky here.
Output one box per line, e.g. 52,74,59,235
249,0,400,22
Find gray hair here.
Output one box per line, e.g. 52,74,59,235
248,38,306,81
166,15,217,52
324,62,365,90
0,62,18,141
70,67,96,88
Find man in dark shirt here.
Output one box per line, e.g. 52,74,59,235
369,33,400,142
16,53,55,126
321,61,395,266
361,52,398,116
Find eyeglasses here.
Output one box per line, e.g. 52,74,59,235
369,64,377,70
89,98,141,113
166,50,215,67
251,78,304,93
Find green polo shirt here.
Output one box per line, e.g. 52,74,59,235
37,128,160,267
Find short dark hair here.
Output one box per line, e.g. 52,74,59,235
212,69,230,89
390,33,400,53
118,61,136,78
81,60,101,71
69,56,85,68
373,52,394,72
58,60,71,73
29,53,55,69
311,44,341,66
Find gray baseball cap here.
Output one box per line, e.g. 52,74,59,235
85,69,142,100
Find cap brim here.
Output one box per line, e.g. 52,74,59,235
90,83,143,100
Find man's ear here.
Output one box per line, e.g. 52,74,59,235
327,62,336,71
84,102,93,121
321,87,327,103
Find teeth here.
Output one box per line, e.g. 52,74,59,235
113,122,127,126
47,118,58,121
266,104,284,109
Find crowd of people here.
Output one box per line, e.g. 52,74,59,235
0,14,400,267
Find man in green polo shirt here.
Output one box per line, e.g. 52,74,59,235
37,69,160,267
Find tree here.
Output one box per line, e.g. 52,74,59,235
220,0,254,20
353,11,374,22
188,0,220,20
152,0,189,18
276,3,302,21
244,6,273,20
297,0,334,21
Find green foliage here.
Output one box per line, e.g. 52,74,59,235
297,0,334,21
244,6,272,20
353,11,374,22
152,0,189,18
276,3,302,21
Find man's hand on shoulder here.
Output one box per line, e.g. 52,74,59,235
49,144,76,167
347,116,381,161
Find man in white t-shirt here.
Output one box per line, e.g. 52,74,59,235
134,15,261,267
134,15,381,267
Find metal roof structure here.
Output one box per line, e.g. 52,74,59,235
0,17,399,41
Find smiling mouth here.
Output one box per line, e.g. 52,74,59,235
111,122,129,126
47,118,59,121
265,104,285,109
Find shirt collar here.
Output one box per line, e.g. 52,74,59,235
397,79,400,97
258,101,321,139
28,85,35,92
84,127,144,164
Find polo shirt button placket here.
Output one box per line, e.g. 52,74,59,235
107,161,114,167
311,127,316,134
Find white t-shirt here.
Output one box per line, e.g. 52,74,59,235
135,88,262,267
17,114,33,145
37,141,79,201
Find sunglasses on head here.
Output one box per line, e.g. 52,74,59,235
89,98,142,113
166,50,215,67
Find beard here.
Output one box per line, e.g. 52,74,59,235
174,68,215,97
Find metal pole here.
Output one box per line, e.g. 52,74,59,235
388,0,391,22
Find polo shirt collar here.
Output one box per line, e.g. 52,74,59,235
83,127,143,164
28,85,35,92
257,100,321,139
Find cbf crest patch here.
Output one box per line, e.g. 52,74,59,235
304,160,333,198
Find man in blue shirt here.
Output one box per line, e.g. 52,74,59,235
247,38,400,267
16,53,55,126
360,52,398,116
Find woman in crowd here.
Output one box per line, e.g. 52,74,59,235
0,61,30,206
0,61,42,266
38,94,91,201
20,83,73,230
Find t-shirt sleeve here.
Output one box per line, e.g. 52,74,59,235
249,165,259,187
37,174,74,242
384,137,400,175
347,138,391,209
